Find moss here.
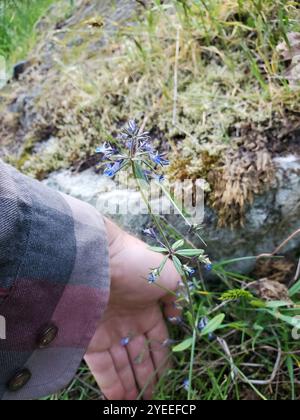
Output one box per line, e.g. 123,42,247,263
0,0,300,224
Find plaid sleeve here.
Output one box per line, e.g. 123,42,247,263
0,160,110,400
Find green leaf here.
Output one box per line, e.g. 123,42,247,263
289,279,300,298
172,337,193,352
265,300,291,309
133,162,149,186
157,181,191,220
148,246,168,254
286,356,295,400
267,310,300,328
172,255,184,276
201,314,225,336
172,239,185,251
250,299,266,308
176,249,204,257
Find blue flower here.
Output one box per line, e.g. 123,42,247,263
198,317,209,332
187,281,195,291
97,120,169,187
120,337,130,347
143,228,157,240
183,265,196,276
183,379,190,392
140,141,155,153
103,160,123,178
150,153,169,166
204,263,213,272
148,270,159,284
96,142,116,158
125,140,134,150
124,119,139,137
198,317,215,341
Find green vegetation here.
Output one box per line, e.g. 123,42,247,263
48,259,300,401
0,0,59,67
1,0,300,224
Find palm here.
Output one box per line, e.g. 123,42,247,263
84,227,180,400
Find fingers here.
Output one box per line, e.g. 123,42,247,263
157,258,182,295
126,335,156,400
84,350,125,400
159,258,182,319
162,293,182,320
146,319,171,377
110,344,139,400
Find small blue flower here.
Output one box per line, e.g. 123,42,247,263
140,141,155,153
125,119,139,136
183,379,190,392
103,160,123,178
120,337,130,347
143,228,157,240
198,317,209,332
187,280,195,291
125,140,134,149
183,265,196,276
150,153,169,166
198,317,215,341
148,270,159,284
204,263,213,272
96,142,116,158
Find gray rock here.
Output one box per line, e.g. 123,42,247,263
44,154,300,273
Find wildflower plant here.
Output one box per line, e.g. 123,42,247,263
96,120,212,291
95,120,300,401
96,120,169,181
96,120,215,398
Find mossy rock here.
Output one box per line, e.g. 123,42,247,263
0,0,300,229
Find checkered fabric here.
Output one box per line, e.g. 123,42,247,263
0,160,110,400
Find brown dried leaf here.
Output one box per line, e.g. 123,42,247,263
250,278,293,304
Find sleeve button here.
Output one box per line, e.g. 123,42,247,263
37,324,58,348
7,369,32,392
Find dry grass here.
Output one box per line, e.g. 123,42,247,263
1,0,300,225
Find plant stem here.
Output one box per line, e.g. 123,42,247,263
188,311,199,400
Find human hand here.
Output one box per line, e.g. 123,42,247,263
84,219,180,400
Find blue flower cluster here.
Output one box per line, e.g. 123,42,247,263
96,120,169,180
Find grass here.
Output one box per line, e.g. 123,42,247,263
1,0,300,225
46,256,300,401
0,0,60,68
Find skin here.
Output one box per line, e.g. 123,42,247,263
84,219,181,400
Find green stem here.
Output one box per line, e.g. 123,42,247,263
132,161,196,325
132,161,172,253
188,311,199,400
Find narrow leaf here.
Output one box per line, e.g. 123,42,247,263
201,314,225,336
172,337,193,352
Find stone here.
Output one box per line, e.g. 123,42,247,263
44,153,300,274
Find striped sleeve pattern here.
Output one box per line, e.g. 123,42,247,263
0,161,110,400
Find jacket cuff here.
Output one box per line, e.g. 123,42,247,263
0,169,110,400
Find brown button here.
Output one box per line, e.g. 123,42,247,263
7,369,32,392
37,324,58,349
